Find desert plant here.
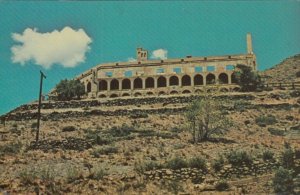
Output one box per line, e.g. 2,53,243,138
226,150,253,166
272,167,294,193
165,156,188,170
85,129,113,145
267,127,285,136
212,155,225,172
255,115,277,127
19,167,38,185
134,160,162,174
188,156,207,171
90,145,118,157
262,150,274,161
215,180,230,191
281,148,295,169
90,166,107,180
66,166,82,183
164,180,184,195
39,165,55,182
110,124,133,137
0,141,22,156
185,92,231,143
62,126,76,132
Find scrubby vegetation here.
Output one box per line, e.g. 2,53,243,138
226,150,253,166
186,93,231,143
273,167,294,193
255,115,277,127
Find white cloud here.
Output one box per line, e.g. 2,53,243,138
11,26,92,69
127,57,136,62
151,49,168,60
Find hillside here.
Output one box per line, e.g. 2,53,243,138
0,90,300,194
261,54,300,83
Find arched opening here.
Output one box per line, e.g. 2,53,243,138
206,73,216,85
158,91,166,96
182,75,191,86
231,73,238,84
110,94,118,98
87,82,91,93
98,94,106,98
157,76,166,88
146,92,154,96
233,87,240,92
194,74,203,86
207,88,216,93
195,89,203,94
218,73,228,84
110,79,119,90
220,88,229,92
145,77,154,88
134,92,142,97
99,80,108,91
122,79,131,90
170,90,178,94
169,76,179,86
182,90,191,94
122,93,130,97
134,78,143,89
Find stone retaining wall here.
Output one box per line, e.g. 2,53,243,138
10,94,255,112
142,160,281,184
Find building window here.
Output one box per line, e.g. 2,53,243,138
156,68,164,74
173,67,181,74
207,66,215,72
194,66,203,72
105,71,113,77
124,70,132,77
226,65,235,71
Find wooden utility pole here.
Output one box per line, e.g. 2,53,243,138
36,71,46,142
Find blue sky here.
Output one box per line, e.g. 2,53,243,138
0,1,299,115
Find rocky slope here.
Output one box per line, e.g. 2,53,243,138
0,90,299,194
261,54,300,83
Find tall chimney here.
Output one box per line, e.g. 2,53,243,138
246,33,253,54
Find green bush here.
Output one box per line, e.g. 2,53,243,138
255,115,277,127
137,129,156,137
19,167,38,185
262,150,274,161
84,129,113,145
90,146,118,157
66,166,83,183
215,180,230,191
273,167,294,193
56,79,85,101
31,122,37,129
62,126,76,132
281,148,295,169
0,141,22,156
134,160,162,174
188,156,207,171
226,150,253,166
212,155,225,172
110,124,133,137
165,156,188,170
90,166,107,180
268,127,285,136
